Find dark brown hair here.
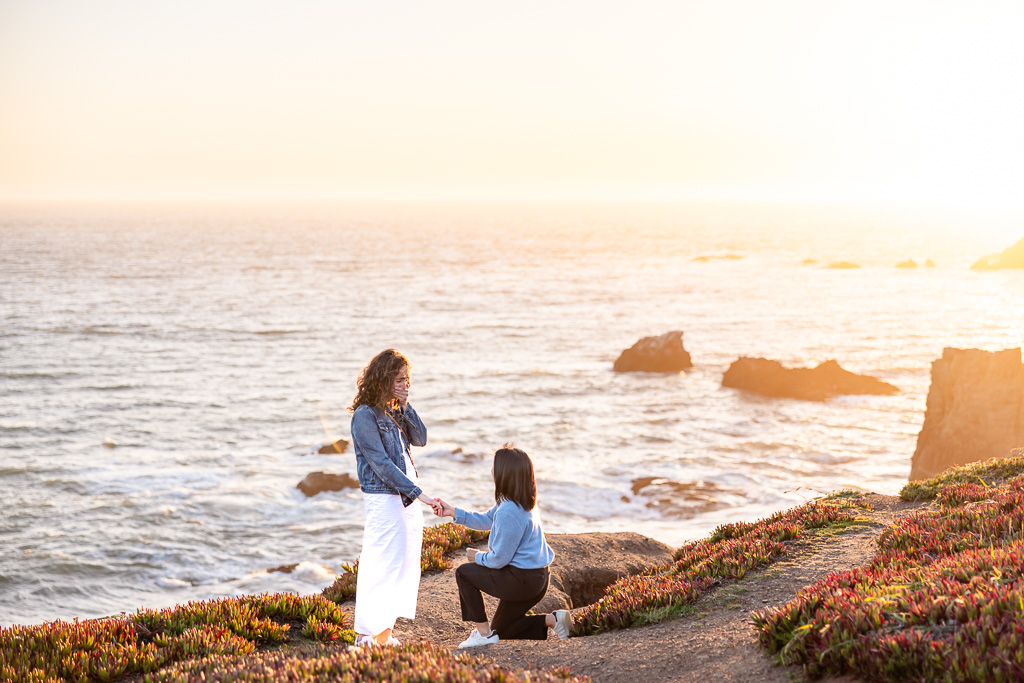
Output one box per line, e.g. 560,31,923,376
493,443,537,511
348,348,410,413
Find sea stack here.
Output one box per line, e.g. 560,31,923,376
970,236,1024,270
722,358,899,402
613,331,693,373
909,348,1024,481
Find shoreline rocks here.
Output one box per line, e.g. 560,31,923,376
296,472,359,497
909,347,1024,481
722,357,899,402
628,477,746,519
613,331,693,373
317,438,349,455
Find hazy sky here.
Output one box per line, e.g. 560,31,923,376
1,1,1023,206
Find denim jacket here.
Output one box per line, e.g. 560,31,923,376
351,403,427,507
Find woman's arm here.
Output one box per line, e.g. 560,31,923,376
398,404,427,447
351,408,423,501
454,503,498,531
473,505,528,569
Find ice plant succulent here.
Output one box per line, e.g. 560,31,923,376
144,642,587,683
0,593,353,683
753,454,1024,682
571,497,865,636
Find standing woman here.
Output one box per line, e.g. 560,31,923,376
349,348,439,647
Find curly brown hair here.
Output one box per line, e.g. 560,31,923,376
348,348,411,413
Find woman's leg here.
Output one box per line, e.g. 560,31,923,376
455,563,550,641
489,568,550,640
455,562,500,631
354,494,422,643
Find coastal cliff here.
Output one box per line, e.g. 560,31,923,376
910,347,1024,481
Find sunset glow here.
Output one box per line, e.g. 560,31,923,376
1,1,1023,212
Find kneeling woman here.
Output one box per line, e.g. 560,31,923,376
437,444,572,648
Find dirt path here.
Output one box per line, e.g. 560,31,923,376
393,494,926,682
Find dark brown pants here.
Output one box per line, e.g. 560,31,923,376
455,563,550,640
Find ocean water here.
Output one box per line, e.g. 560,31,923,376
2,202,1022,627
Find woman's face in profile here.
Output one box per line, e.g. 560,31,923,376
392,367,410,397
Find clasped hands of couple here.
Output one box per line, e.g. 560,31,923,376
416,494,481,561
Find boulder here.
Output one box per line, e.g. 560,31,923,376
613,331,693,373
628,477,746,519
296,472,359,497
317,438,349,454
970,237,1024,270
722,357,899,402
909,348,1024,481
542,532,674,609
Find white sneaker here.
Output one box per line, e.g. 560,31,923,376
552,610,572,640
458,629,499,648
348,634,376,652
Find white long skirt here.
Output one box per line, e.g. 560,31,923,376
353,471,424,636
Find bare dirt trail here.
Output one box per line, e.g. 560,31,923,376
393,494,926,682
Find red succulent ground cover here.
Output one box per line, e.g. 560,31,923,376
570,496,867,636
752,451,1024,682
145,642,585,683
322,522,488,603
0,594,349,683
1,523,492,683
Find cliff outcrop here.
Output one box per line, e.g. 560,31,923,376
909,347,1024,481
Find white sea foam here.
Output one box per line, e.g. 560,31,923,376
290,562,336,584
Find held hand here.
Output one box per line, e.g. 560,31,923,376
418,493,440,515
435,497,456,518
466,547,478,562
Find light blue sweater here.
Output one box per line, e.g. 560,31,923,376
455,500,555,570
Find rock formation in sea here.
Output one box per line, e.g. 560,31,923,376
722,358,899,402
970,236,1024,270
627,477,746,519
613,331,693,373
317,438,349,454
896,259,918,268
827,261,860,269
296,471,359,497
924,259,936,267
909,347,1024,481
